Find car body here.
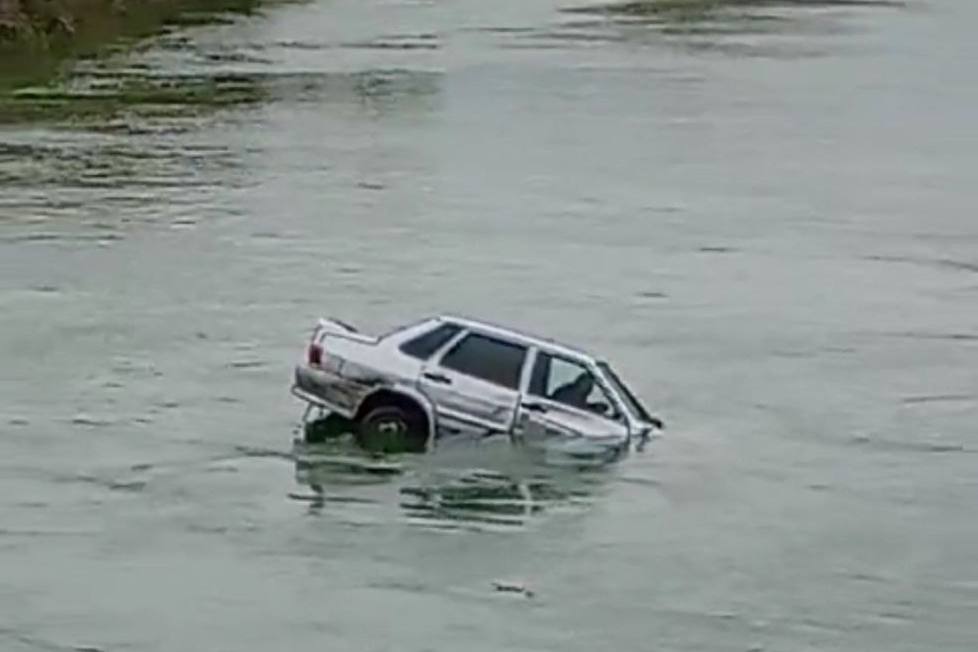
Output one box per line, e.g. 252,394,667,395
291,315,662,460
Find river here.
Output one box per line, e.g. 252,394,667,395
1,0,976,650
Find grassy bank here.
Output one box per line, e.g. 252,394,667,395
0,0,260,87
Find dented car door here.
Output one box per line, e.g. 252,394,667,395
514,350,630,451
418,330,529,439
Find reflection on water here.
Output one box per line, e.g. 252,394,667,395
523,0,907,56
400,469,598,531
564,0,906,22
0,61,265,229
0,43,441,229
0,73,266,125
292,439,605,531
293,440,406,488
251,68,442,115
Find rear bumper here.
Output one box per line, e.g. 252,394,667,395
291,364,356,418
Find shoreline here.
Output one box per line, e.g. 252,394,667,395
0,0,260,87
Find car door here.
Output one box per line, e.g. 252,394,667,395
513,350,630,448
418,331,528,439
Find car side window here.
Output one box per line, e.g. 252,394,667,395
529,352,618,419
399,323,462,360
439,333,527,390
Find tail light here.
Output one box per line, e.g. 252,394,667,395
307,342,324,366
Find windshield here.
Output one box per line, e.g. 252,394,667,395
597,362,653,423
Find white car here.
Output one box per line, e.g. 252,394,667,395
292,315,663,459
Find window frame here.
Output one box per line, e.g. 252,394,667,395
595,360,653,424
432,330,529,391
525,348,624,423
397,321,464,361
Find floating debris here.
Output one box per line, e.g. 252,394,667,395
107,480,147,492
70,413,111,427
901,394,974,405
492,580,535,598
228,359,266,369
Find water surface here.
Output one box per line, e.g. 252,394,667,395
1,0,977,649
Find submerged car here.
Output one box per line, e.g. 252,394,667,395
291,315,663,459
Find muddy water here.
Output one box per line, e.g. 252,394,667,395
1,0,977,650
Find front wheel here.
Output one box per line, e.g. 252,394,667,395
355,406,428,454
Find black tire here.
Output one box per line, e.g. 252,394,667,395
355,405,428,454
304,413,354,444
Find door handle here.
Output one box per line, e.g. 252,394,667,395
423,371,452,385
522,401,547,413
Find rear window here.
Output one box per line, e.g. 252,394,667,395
440,333,527,390
399,323,462,360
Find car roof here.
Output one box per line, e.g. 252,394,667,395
434,314,594,361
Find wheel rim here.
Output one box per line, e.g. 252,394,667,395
374,417,406,437
364,416,409,452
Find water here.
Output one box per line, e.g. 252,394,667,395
2,0,977,649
